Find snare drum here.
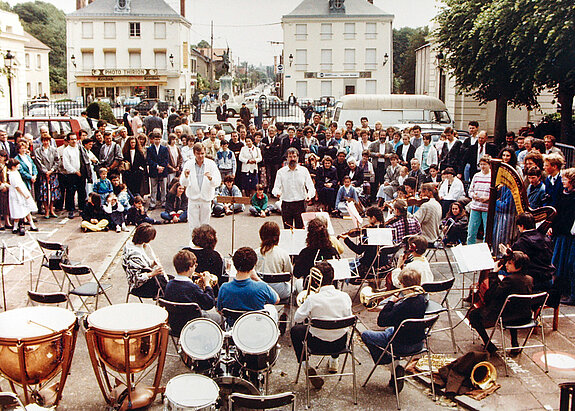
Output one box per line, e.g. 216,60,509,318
86,303,169,409
164,373,219,411
232,312,279,372
0,306,78,406
179,318,223,374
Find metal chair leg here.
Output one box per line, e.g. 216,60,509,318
426,346,436,401
541,320,548,373
500,321,508,377
351,345,357,405
445,300,457,353
391,347,401,410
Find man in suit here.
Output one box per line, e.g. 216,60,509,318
543,152,565,208
146,131,169,209
122,107,133,136
462,130,497,181
216,100,228,122
0,130,16,158
261,124,283,192
99,131,123,172
439,127,463,174
281,126,301,160
143,109,163,135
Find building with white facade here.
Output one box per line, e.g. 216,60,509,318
0,10,51,117
282,0,393,100
415,41,557,135
66,0,195,104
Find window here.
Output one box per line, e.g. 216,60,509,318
129,22,141,38
295,24,307,40
37,82,43,96
25,53,30,68
321,81,332,97
366,23,377,39
320,49,332,70
82,22,93,38
344,49,355,70
344,23,355,40
295,49,307,70
365,48,377,69
129,51,141,68
82,51,94,70
320,23,332,40
104,51,116,69
296,81,307,98
154,22,166,39
104,22,116,39
26,82,31,97
366,80,377,94
36,54,41,69
154,51,167,69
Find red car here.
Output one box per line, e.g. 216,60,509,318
0,116,89,146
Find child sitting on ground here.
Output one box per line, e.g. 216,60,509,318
249,184,272,217
103,193,128,232
126,195,160,226
117,183,132,211
81,192,109,232
334,175,359,216
212,174,244,217
93,167,113,200
161,182,188,223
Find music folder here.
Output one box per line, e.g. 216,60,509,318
451,243,495,273
278,229,307,255
365,228,395,246
325,258,355,280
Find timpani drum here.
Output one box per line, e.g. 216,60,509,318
164,373,220,411
232,312,279,372
0,306,78,406
85,303,169,409
179,318,223,375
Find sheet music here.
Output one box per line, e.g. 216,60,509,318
346,201,363,228
366,228,394,246
278,229,307,255
302,212,335,235
451,243,495,273
326,258,355,280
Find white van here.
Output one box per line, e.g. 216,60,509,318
332,94,453,130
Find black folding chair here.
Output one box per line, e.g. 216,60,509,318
27,290,68,306
560,382,575,411
259,272,293,332
35,239,71,291
157,298,202,357
0,392,26,409
422,277,457,353
294,315,358,408
486,292,549,376
362,315,439,410
229,392,295,411
60,263,112,313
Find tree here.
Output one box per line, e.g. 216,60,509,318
393,27,429,94
0,1,11,11
434,0,539,143
13,1,67,93
195,40,210,49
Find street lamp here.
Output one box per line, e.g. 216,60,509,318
4,51,14,117
436,51,445,102
288,53,294,67
382,52,389,66
71,54,76,67
169,53,174,67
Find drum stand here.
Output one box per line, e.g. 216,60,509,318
0,242,24,311
216,195,251,253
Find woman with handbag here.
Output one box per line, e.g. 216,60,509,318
122,136,147,196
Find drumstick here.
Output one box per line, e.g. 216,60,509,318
28,320,56,333
147,244,169,282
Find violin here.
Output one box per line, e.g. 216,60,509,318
337,222,375,239
406,196,429,207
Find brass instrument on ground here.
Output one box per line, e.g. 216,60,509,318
296,267,323,306
470,361,497,390
193,272,219,288
360,285,425,309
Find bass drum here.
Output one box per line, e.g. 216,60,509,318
232,312,279,372
213,376,259,411
179,318,223,375
164,373,220,411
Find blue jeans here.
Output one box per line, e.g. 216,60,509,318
467,209,487,245
361,328,423,365
160,210,188,222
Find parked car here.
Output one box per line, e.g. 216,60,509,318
0,117,87,145
28,102,60,117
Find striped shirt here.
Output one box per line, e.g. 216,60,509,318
469,171,491,212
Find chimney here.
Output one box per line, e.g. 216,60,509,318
76,0,86,9
367,0,373,3
180,0,185,16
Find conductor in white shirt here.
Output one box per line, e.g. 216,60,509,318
180,143,221,239
272,147,315,229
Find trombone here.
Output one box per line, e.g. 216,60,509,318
360,285,425,309
296,267,323,306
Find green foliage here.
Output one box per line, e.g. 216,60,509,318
393,26,429,94
97,101,118,125
0,1,11,11
195,40,210,49
12,1,67,94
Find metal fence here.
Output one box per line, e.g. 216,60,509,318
264,101,332,125
22,101,84,117
557,142,575,168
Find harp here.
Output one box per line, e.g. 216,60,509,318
485,159,556,254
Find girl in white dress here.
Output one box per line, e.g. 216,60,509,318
7,158,38,235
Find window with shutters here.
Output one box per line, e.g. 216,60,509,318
365,23,377,39
344,49,355,70
82,51,94,70
344,23,355,40
320,49,332,71
82,22,93,39
155,51,167,69
104,22,116,39
296,81,307,98
129,51,141,68
154,22,166,39
365,48,377,70
295,24,307,40
295,49,307,70
104,51,116,69
320,23,332,40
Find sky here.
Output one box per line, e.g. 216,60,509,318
6,0,441,65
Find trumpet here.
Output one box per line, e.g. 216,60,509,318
360,285,425,309
192,272,219,288
296,267,323,306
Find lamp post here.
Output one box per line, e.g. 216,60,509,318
71,54,76,67
288,53,294,67
382,52,389,66
4,51,14,117
436,51,445,102
169,53,174,67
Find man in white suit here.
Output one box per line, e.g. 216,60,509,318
180,143,222,238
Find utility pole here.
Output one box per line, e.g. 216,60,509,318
209,20,214,86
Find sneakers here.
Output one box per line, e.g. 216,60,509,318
307,367,324,389
328,357,339,374
116,225,121,233
121,223,129,232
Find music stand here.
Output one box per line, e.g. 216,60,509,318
216,195,252,253
0,241,25,311
450,243,495,307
